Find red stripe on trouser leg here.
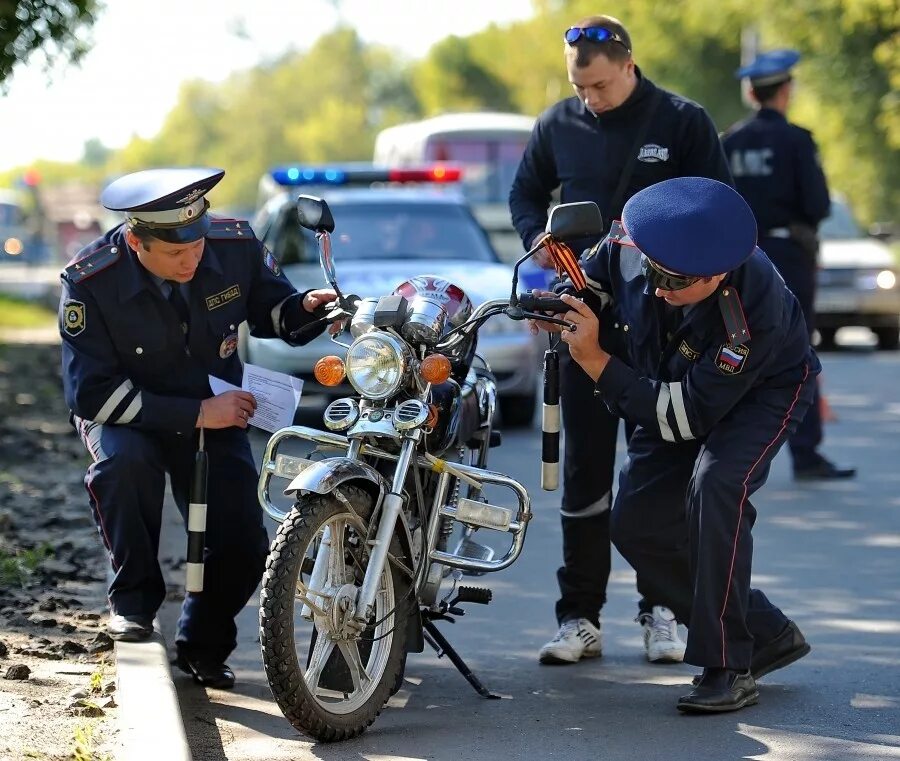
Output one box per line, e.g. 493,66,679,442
717,364,809,666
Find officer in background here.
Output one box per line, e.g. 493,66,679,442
509,14,733,667
59,168,337,688
534,177,814,712
722,50,855,480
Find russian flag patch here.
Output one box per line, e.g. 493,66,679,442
715,343,749,374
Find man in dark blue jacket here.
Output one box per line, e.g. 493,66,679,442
509,13,733,667
60,168,336,688
722,49,855,480
535,176,814,712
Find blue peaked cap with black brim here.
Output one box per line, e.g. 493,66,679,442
735,49,800,86
621,177,758,277
100,167,225,244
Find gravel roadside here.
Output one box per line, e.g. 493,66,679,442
0,338,120,761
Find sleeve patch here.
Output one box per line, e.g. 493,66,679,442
263,247,281,276
63,300,86,336
715,343,749,374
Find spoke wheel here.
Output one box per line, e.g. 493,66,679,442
260,486,410,742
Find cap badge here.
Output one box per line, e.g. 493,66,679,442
177,188,206,205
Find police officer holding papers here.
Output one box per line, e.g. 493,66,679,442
59,167,336,688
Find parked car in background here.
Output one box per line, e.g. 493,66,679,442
816,198,900,350
245,165,542,426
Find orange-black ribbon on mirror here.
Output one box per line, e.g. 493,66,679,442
539,234,587,292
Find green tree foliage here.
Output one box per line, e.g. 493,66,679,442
0,0,99,87
2,5,896,224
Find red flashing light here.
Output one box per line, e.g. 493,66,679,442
387,165,462,183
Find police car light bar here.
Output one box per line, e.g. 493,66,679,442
269,164,462,186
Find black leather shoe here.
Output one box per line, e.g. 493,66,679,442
107,614,154,642
691,620,812,686
678,668,758,713
794,458,856,480
751,620,811,679
176,651,236,689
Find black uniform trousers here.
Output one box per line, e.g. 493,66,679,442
77,419,269,662
762,237,822,469
557,348,671,625
610,369,815,669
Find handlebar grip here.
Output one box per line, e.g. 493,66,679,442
518,291,570,314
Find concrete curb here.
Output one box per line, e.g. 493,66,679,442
115,619,191,761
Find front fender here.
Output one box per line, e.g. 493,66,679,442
283,457,388,504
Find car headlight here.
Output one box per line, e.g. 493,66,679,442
856,269,897,290
345,332,409,400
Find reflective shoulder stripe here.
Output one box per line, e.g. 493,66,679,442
669,381,695,440
94,380,133,423
656,383,676,442
116,391,142,424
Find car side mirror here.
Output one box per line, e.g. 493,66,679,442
296,195,335,233
546,202,604,242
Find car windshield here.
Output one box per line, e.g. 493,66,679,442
819,200,865,240
268,201,499,265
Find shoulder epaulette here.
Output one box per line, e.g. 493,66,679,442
718,287,751,347
206,218,256,241
64,244,121,283
606,220,636,247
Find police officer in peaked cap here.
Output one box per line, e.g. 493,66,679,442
533,177,814,712
59,167,338,688
722,50,855,480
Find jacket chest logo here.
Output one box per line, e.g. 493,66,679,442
206,285,241,310
715,343,750,374
637,144,670,163
678,340,700,362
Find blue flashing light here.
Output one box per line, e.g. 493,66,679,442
269,164,462,187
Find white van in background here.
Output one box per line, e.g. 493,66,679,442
374,112,535,261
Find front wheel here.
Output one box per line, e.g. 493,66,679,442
259,486,409,742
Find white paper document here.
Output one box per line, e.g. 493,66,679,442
208,363,303,433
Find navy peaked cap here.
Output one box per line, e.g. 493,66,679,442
621,177,758,277
100,167,225,243
735,49,800,86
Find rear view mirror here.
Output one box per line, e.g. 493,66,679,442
296,195,335,233
546,202,604,242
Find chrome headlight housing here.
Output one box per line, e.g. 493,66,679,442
345,332,410,400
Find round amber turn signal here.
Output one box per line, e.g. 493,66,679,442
314,355,346,386
420,353,452,385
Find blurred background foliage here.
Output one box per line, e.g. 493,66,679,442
1,0,897,223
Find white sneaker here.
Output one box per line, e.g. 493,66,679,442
640,605,686,663
539,618,602,664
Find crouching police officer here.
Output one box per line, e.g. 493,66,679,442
722,50,855,480
59,168,337,689
534,177,813,712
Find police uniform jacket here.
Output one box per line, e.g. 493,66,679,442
60,220,323,434
509,70,734,250
582,240,821,443
722,108,830,234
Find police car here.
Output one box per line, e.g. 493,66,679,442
244,164,542,426
816,198,900,350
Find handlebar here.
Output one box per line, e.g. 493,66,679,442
517,292,570,315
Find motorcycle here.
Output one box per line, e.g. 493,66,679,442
255,195,603,741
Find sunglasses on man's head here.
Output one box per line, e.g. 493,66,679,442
564,26,631,52
641,256,701,291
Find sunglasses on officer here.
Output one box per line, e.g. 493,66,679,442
641,255,702,291
564,26,631,53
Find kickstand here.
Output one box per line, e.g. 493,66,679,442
423,619,500,699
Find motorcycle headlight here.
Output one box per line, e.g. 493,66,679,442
345,332,409,400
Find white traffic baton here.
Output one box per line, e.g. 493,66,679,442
541,348,560,491
185,427,208,592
